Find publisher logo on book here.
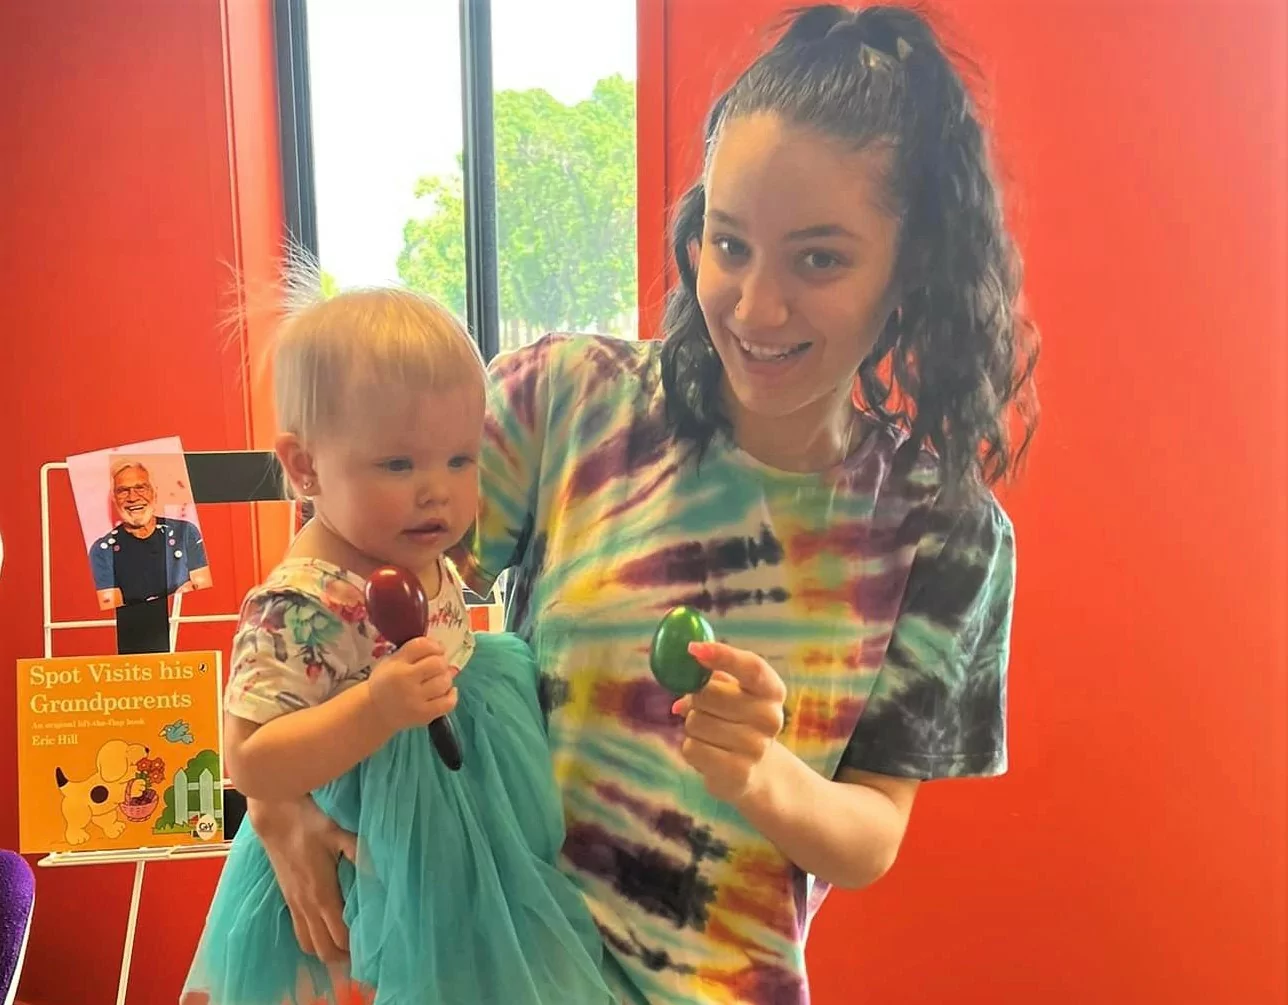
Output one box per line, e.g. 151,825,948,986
192,813,218,841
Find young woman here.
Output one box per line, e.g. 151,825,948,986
248,5,1039,1002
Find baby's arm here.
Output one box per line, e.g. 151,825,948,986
224,686,389,801
223,589,457,801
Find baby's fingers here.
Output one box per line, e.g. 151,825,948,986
421,687,458,723
398,636,446,662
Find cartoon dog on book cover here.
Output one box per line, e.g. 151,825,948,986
55,738,150,845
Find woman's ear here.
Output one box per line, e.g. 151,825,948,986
687,237,701,275
275,433,318,497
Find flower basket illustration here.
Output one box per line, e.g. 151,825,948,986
120,755,166,822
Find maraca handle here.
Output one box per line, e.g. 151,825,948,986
429,717,463,771
363,565,465,773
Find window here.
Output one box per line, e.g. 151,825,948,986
279,0,637,359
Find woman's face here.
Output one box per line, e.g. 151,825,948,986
695,112,903,455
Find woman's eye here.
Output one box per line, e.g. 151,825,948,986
801,249,845,271
711,235,750,261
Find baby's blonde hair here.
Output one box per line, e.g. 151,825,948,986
273,282,484,442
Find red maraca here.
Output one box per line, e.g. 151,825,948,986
364,565,463,771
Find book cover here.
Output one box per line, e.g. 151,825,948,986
16,650,224,854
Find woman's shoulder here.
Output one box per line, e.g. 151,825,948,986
842,420,1014,565
898,461,1014,564
855,418,1009,512
486,334,665,443
490,333,660,392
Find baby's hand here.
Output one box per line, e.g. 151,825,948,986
366,636,457,733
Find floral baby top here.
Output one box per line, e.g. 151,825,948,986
225,557,476,724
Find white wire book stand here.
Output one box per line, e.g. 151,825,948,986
36,451,291,1005
33,451,507,1004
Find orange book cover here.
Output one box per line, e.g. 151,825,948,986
16,650,224,854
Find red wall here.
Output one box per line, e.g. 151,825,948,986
640,1,1287,1002
0,1,283,1002
2,2,1283,1003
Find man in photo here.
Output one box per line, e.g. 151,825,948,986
89,460,211,610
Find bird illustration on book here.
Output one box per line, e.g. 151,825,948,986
160,719,195,744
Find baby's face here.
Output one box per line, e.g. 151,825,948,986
310,381,483,577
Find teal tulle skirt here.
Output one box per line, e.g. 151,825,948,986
182,633,614,1005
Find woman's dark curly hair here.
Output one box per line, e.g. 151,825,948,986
660,3,1040,495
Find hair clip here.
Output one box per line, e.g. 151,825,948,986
859,43,890,70
860,37,912,71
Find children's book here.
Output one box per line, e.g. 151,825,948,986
16,650,224,854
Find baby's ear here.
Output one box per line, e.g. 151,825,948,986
274,433,317,497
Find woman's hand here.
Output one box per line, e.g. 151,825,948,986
672,641,787,802
247,796,357,962
674,642,916,889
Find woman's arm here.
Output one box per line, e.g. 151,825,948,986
676,644,918,889
682,496,1015,886
735,751,918,889
245,795,358,962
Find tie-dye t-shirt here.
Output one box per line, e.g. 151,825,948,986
453,333,1015,1005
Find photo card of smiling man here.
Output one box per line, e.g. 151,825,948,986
66,437,212,612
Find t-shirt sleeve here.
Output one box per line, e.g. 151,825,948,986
89,539,114,590
224,588,357,725
184,521,208,569
452,336,557,596
839,494,1016,780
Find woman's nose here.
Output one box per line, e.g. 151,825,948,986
733,266,789,330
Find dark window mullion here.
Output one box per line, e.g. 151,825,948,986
274,0,496,355
274,0,318,258
459,0,501,361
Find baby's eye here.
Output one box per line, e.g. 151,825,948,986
379,457,413,473
449,455,476,470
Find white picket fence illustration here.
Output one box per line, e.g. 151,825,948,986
173,767,223,823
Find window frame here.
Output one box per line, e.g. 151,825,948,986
272,0,503,361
